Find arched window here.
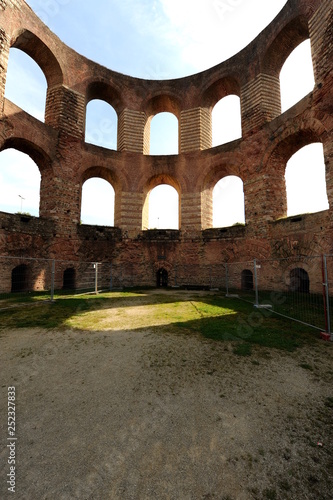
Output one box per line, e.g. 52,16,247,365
213,176,245,228
280,40,315,113
81,178,115,226
0,149,41,216
85,100,117,150
212,95,242,147
285,143,328,216
5,48,47,121
149,112,178,155
148,184,179,229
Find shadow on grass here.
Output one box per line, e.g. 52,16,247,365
0,290,318,353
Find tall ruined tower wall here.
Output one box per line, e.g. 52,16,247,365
0,0,332,286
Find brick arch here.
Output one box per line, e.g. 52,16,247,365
262,127,324,219
143,94,181,155
143,173,182,195
262,16,310,78
201,76,241,110
80,166,122,228
0,137,54,218
199,163,244,229
85,81,124,114
144,94,182,118
198,153,245,193
81,165,121,190
11,29,63,87
263,127,324,174
202,164,243,193
0,137,53,175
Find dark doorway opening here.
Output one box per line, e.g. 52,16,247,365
241,269,254,291
156,268,168,288
290,268,310,293
11,264,29,293
63,268,76,290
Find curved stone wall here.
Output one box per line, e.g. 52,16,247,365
0,0,332,287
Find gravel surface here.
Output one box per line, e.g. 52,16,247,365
0,316,333,499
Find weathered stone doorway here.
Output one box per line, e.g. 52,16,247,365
63,268,76,290
290,268,310,293
156,268,168,288
241,269,254,291
11,264,29,292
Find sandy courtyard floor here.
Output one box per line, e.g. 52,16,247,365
0,296,333,499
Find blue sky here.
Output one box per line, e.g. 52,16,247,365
1,0,328,227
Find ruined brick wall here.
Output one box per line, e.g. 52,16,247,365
0,0,332,289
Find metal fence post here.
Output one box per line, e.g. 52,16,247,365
95,262,98,294
110,263,113,291
323,255,331,337
254,259,259,307
50,259,55,302
225,263,229,295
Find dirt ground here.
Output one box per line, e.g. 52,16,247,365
1,292,333,499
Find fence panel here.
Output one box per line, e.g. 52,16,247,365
256,256,326,331
225,260,257,303
0,258,114,304
0,254,332,337
324,254,333,335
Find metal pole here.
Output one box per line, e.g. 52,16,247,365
323,255,331,336
254,259,259,307
110,263,113,291
50,259,55,302
225,263,229,295
95,262,98,294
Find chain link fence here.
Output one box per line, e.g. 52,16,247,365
0,257,113,305
222,256,332,338
0,254,332,339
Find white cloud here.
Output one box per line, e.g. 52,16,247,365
159,0,288,71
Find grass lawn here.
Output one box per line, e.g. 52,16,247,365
0,289,318,355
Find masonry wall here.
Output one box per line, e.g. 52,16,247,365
0,0,332,290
